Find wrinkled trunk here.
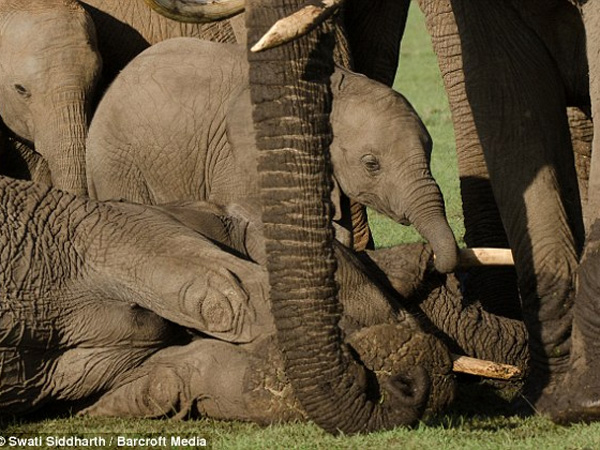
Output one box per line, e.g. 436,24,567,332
246,0,452,434
36,91,90,195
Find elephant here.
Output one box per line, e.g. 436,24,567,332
0,174,529,422
77,0,246,86
0,0,102,194
147,0,600,424
415,0,596,421
0,0,247,196
85,39,459,273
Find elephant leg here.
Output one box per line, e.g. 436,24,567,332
80,338,305,424
550,220,600,423
584,0,600,232
458,0,583,407
552,1,600,423
422,0,583,410
418,0,520,321
343,0,411,86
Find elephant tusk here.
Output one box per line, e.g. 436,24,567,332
456,248,514,268
143,0,244,23
451,354,522,380
251,0,344,52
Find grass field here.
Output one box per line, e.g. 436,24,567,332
3,5,600,450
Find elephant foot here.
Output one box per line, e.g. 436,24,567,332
547,365,600,425
511,369,566,418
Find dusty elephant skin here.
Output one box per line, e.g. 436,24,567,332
0,176,461,423
86,39,458,273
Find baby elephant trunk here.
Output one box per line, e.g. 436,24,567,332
403,177,458,274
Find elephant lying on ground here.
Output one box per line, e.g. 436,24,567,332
0,176,526,422
86,39,458,273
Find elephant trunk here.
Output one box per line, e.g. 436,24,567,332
399,164,458,274
36,91,90,195
246,0,453,434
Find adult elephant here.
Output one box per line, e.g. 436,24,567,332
416,0,588,416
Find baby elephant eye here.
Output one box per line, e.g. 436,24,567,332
361,154,381,174
14,84,30,98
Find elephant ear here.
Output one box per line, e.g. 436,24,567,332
226,87,261,203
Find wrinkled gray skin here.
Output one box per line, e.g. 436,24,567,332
0,175,527,420
0,176,459,420
0,0,246,195
0,0,101,195
86,39,458,273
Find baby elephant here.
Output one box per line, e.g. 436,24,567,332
86,39,458,272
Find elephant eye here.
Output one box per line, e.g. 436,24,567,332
361,154,381,174
14,84,30,98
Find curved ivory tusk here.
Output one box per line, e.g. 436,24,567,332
251,0,344,52
143,0,244,23
458,248,514,267
451,354,522,380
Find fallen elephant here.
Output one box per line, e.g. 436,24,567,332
0,177,527,424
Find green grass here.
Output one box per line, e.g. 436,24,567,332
4,408,600,449
2,6,597,450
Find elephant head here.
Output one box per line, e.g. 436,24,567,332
330,70,458,273
0,0,102,194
